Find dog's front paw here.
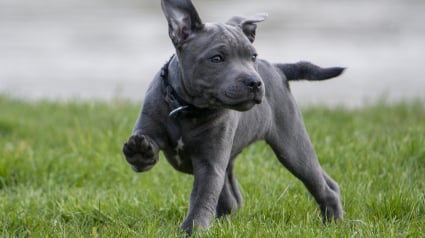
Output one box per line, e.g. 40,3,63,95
122,134,158,172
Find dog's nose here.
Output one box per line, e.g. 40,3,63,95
243,78,262,91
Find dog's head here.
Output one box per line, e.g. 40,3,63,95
161,0,266,111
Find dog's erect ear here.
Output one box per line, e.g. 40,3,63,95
226,13,268,43
161,0,204,48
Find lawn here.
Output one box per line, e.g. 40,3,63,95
0,96,424,237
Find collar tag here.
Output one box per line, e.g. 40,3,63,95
169,105,190,118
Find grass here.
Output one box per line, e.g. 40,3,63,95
0,95,424,237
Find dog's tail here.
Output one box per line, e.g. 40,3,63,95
274,61,345,81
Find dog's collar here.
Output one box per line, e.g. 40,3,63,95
161,55,213,119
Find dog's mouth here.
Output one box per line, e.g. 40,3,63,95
189,86,264,111
218,91,263,111
228,101,257,111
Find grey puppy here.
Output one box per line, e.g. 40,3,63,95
123,0,344,235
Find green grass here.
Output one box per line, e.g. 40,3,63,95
0,95,424,237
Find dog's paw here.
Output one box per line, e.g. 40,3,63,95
122,134,157,172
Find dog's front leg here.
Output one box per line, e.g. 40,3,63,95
179,117,237,235
180,159,227,235
122,100,164,173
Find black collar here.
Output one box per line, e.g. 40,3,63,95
161,55,213,119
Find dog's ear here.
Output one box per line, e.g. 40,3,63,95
226,13,268,43
161,0,204,48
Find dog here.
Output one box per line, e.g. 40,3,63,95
123,0,344,235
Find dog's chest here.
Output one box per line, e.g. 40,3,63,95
173,137,185,165
164,136,193,173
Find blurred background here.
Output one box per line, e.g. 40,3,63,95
1,0,424,107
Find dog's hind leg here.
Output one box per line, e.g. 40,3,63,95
216,160,243,218
266,94,343,222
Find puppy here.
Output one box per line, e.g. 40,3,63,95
123,0,344,235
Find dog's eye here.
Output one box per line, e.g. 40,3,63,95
210,55,224,63
252,54,258,61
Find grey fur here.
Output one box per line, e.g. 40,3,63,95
123,0,344,235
